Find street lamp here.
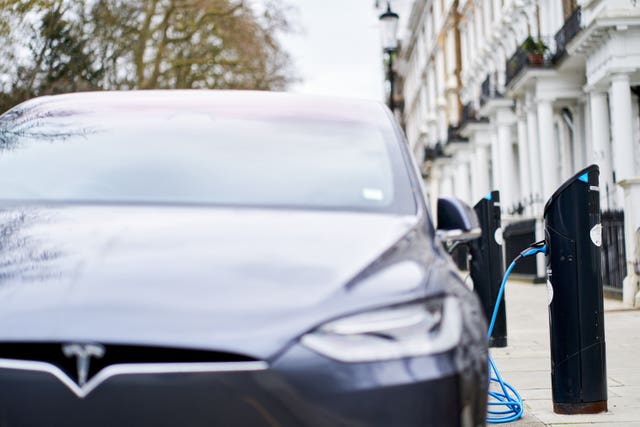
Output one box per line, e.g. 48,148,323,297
379,1,399,111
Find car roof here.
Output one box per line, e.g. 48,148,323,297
5,90,393,127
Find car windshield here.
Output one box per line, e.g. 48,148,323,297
0,96,416,214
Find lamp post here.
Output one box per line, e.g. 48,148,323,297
379,1,399,111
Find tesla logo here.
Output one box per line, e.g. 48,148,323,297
62,343,105,386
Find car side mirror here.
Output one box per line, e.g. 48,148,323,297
436,197,482,245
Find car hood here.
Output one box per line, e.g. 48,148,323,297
0,205,426,359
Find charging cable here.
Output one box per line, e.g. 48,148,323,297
487,240,547,424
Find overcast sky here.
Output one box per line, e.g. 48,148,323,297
281,0,411,102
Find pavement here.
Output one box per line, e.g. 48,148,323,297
493,280,640,426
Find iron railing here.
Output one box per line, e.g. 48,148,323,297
481,75,491,99
503,219,538,276
480,74,502,106
461,103,474,125
447,124,468,143
601,210,626,297
423,142,447,161
505,36,555,87
480,75,491,106
460,103,488,128
554,7,582,61
505,48,529,86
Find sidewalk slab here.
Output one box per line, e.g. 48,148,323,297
490,280,640,426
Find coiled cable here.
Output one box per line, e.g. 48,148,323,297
486,241,547,424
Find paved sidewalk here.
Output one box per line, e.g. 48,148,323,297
492,280,640,426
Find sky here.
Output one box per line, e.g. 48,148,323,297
281,0,412,102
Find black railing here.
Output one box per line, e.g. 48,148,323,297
460,103,489,128
480,74,502,106
447,124,468,143
601,210,626,297
505,37,555,87
554,7,582,61
480,75,491,106
503,219,538,277
461,103,474,125
506,194,545,216
505,48,529,87
423,142,448,161
481,75,490,98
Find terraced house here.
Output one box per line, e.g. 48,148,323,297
398,0,640,306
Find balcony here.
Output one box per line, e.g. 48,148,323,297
459,102,489,129
447,124,468,144
554,7,582,61
505,37,554,88
423,142,447,161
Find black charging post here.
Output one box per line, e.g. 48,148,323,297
470,190,506,347
544,164,607,414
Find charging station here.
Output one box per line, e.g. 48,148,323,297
544,164,607,414
470,191,506,347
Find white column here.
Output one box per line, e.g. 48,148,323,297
469,144,480,201
553,0,564,37
448,91,460,126
516,105,531,215
609,74,637,182
528,9,539,39
496,107,517,212
557,113,572,180
573,102,586,169
428,164,441,217
526,94,543,215
584,96,594,165
467,14,475,65
490,129,500,193
492,0,501,22
539,0,551,37
609,74,640,306
483,1,492,38
589,91,614,210
438,105,448,142
619,178,640,307
460,27,467,73
473,134,492,200
454,152,472,204
475,4,484,50
440,162,454,197
430,120,438,146
537,99,558,200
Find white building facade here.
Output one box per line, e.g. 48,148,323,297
400,0,640,306
400,0,465,216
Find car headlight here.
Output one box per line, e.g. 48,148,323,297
300,296,462,362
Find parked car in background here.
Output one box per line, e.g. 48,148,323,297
0,90,487,426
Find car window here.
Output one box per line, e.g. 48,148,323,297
0,102,416,214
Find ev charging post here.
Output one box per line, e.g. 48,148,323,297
544,164,607,414
470,190,506,347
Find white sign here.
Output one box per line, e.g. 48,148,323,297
590,223,603,247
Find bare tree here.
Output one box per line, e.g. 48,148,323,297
0,0,297,111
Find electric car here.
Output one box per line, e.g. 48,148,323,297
0,91,488,426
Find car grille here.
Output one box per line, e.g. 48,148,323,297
0,342,259,385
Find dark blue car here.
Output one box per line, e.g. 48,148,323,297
0,90,487,426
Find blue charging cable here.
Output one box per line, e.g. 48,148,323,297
486,241,547,424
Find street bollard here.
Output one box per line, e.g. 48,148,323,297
544,164,607,414
470,190,506,347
